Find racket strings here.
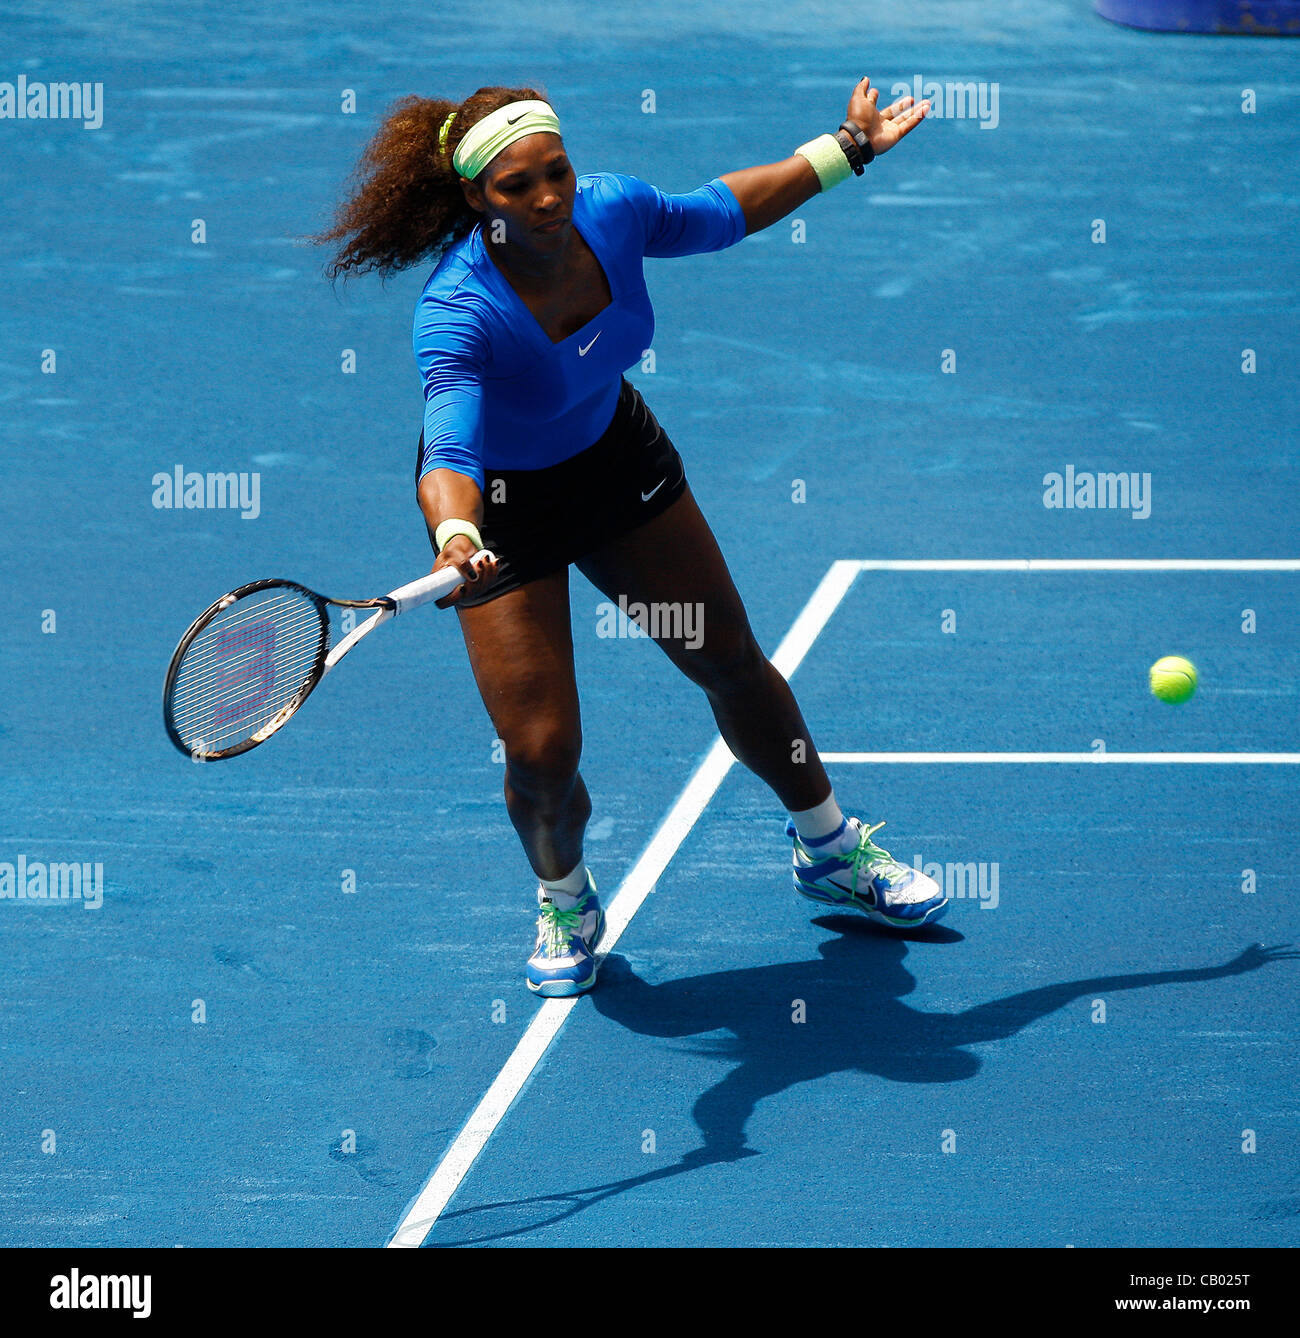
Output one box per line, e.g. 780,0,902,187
167,593,318,706
173,615,323,747
169,617,321,704
167,587,327,754
171,628,324,730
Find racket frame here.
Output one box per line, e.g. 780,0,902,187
162,559,490,762
162,578,392,762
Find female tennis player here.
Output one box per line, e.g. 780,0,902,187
318,78,947,996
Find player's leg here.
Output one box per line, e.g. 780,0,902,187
456,570,587,879
454,571,605,993
576,488,948,928
578,486,827,806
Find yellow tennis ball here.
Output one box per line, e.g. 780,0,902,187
1150,655,1197,704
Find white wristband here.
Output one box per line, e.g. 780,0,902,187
794,133,853,192
434,518,483,553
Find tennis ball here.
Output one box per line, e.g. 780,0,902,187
1150,655,1197,704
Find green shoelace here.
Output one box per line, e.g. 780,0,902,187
847,820,896,889
538,899,583,955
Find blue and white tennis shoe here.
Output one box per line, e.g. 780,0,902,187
525,873,605,996
787,817,949,928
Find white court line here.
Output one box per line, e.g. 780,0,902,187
822,752,1300,764
848,559,1300,572
386,559,861,1247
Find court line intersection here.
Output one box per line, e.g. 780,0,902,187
388,556,1298,1247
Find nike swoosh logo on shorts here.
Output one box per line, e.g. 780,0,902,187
641,479,665,502
578,333,601,356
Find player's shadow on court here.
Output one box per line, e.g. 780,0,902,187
426,926,1293,1246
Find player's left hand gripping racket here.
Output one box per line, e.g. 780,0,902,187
163,557,493,761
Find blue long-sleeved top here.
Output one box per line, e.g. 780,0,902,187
413,171,746,485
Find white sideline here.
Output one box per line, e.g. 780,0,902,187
386,559,861,1247
822,753,1300,764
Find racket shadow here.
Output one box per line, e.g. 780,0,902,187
426,1148,749,1247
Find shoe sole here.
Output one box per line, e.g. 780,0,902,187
525,909,606,996
795,878,950,930
527,970,598,998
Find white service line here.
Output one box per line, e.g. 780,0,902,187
821,752,1300,765
386,558,861,1248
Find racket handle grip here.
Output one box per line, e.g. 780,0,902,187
387,552,496,614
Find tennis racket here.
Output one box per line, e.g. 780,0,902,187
162,555,493,761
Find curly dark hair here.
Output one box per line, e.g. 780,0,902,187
314,84,549,280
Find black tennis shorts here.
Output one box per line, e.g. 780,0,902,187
414,377,687,608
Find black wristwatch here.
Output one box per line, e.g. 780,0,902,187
834,128,864,176
838,118,875,169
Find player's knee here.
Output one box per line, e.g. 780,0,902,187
503,723,582,797
682,627,766,697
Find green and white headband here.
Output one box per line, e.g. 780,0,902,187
441,99,562,180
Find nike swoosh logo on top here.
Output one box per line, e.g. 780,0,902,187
641,479,665,502
507,113,526,124
578,333,601,356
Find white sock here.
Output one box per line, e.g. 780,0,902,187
540,859,588,908
789,794,856,854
